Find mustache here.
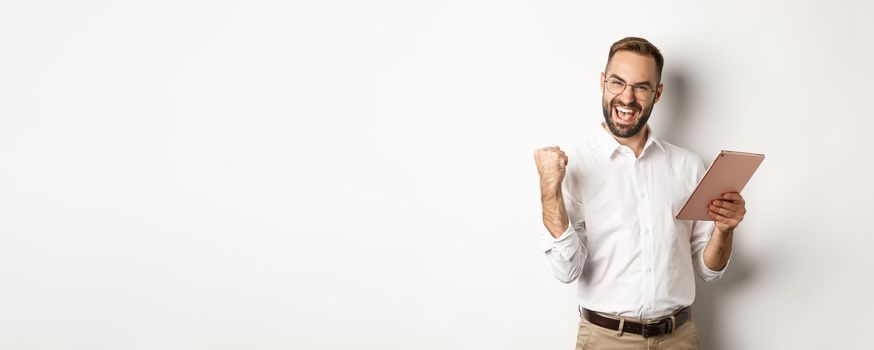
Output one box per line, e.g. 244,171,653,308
611,99,642,111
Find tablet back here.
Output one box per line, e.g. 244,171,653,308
675,150,765,221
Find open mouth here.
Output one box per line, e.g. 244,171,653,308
613,105,639,124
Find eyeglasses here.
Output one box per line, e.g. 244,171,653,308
604,77,657,100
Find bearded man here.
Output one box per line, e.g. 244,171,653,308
534,37,746,350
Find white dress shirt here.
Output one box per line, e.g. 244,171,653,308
541,125,727,319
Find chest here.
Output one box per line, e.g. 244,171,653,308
577,155,696,232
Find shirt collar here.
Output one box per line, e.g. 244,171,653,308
595,123,666,160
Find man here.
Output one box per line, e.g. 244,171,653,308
534,37,745,349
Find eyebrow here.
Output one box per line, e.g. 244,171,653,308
608,74,654,88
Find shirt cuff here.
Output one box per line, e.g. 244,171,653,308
540,224,578,258
696,248,730,281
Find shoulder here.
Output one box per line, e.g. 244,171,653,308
560,138,600,198
561,140,601,177
656,138,707,174
566,133,605,164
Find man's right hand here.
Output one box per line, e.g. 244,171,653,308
534,146,569,190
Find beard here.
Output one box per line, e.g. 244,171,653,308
601,96,653,138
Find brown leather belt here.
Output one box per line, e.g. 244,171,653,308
581,306,691,338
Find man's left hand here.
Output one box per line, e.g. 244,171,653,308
708,192,746,234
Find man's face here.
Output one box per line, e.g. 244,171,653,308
600,51,664,138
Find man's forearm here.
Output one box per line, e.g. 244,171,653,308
541,185,569,238
703,228,733,271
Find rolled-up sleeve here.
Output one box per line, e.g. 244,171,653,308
541,224,587,283
690,220,729,281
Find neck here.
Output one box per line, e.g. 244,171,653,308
603,123,649,157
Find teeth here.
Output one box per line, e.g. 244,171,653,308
616,107,633,113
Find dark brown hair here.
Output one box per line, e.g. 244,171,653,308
607,37,664,81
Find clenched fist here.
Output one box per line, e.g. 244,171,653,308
534,146,568,190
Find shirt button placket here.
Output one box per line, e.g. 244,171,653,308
636,160,656,317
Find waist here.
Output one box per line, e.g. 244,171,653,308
581,306,692,338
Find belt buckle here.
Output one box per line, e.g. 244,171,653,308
641,324,653,338
641,323,655,338
641,319,669,339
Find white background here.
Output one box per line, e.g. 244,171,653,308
1,1,872,349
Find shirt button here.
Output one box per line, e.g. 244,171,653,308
643,229,650,235
646,267,652,272
640,192,647,198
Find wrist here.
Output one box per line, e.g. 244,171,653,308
714,227,734,239
539,174,562,189
540,184,562,200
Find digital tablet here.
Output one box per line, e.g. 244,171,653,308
675,150,765,221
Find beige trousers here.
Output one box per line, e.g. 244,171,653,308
574,314,701,350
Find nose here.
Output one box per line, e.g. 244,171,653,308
618,85,636,104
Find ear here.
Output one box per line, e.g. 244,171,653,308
600,72,606,93
653,83,664,104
